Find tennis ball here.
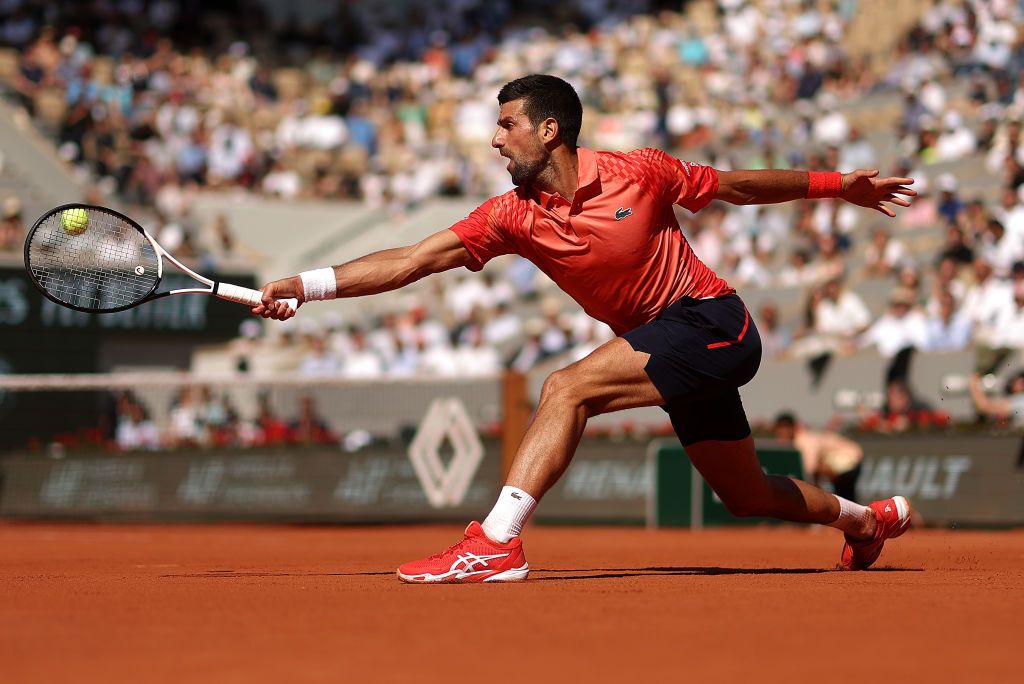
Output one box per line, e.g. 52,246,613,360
61,208,89,236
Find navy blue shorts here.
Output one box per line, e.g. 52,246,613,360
623,294,761,446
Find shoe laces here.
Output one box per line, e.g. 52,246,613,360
427,534,472,561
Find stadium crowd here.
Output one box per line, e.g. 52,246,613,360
4,0,1024,450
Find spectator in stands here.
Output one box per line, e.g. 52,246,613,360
969,371,1024,427
896,264,924,300
961,258,1014,373
340,328,385,379
509,318,546,373
859,379,948,434
299,333,340,376
937,224,975,266
255,392,290,446
990,282,1024,351
997,186,1024,244
935,110,976,161
456,327,502,376
419,338,461,377
756,302,790,360
168,387,205,448
366,313,400,368
925,290,972,352
483,301,523,346
860,287,929,360
928,256,968,314
0,197,23,252
778,249,819,288
733,235,774,289
810,232,845,284
194,386,241,447
936,173,965,224
862,225,907,278
897,170,937,229
771,411,864,502
814,276,871,353
980,218,1023,277
114,397,160,451
291,394,337,445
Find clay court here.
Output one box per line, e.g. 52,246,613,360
2,523,1021,682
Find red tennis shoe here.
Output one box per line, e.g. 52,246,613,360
839,496,912,570
397,521,529,583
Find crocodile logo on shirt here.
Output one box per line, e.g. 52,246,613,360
614,207,633,221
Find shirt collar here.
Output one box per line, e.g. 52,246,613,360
534,147,600,208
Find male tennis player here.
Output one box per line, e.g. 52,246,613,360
254,75,917,582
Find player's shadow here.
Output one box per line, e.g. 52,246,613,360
528,566,923,581
162,566,922,581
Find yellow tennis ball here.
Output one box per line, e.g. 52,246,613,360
61,208,89,236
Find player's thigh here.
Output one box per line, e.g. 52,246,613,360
548,337,664,414
668,390,771,501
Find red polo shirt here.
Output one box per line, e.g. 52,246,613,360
449,147,733,335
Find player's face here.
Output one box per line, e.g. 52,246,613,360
492,99,548,186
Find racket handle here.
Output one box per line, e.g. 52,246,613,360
216,282,298,314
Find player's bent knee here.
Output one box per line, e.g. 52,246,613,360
540,368,592,405
539,369,581,406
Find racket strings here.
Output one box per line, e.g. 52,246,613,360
27,208,160,311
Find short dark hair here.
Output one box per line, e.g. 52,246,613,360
773,411,797,428
497,74,582,149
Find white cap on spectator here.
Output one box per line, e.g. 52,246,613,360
937,173,957,193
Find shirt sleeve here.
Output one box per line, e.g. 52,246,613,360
447,197,514,271
666,154,719,213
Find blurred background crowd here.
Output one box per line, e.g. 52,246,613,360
3,0,1024,454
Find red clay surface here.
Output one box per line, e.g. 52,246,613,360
1,523,1021,683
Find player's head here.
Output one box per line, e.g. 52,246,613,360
493,74,582,186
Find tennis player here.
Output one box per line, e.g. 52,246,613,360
254,75,917,582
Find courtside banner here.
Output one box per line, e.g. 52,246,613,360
648,435,1024,528
854,434,1024,527
0,448,501,521
0,440,656,523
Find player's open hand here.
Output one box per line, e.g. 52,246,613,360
840,169,916,217
252,275,304,320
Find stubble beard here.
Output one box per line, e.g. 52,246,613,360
508,154,547,187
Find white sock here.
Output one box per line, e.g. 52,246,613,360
481,486,538,543
827,496,873,537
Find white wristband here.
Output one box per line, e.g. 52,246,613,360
298,267,337,301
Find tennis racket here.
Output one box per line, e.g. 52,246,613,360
23,203,296,315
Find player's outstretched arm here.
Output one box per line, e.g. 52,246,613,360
715,169,915,216
252,229,475,320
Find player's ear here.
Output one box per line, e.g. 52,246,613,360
539,117,559,145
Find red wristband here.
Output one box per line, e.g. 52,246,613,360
806,171,843,199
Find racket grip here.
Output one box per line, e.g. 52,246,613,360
216,282,298,314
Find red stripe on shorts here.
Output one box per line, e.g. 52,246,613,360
706,307,750,350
